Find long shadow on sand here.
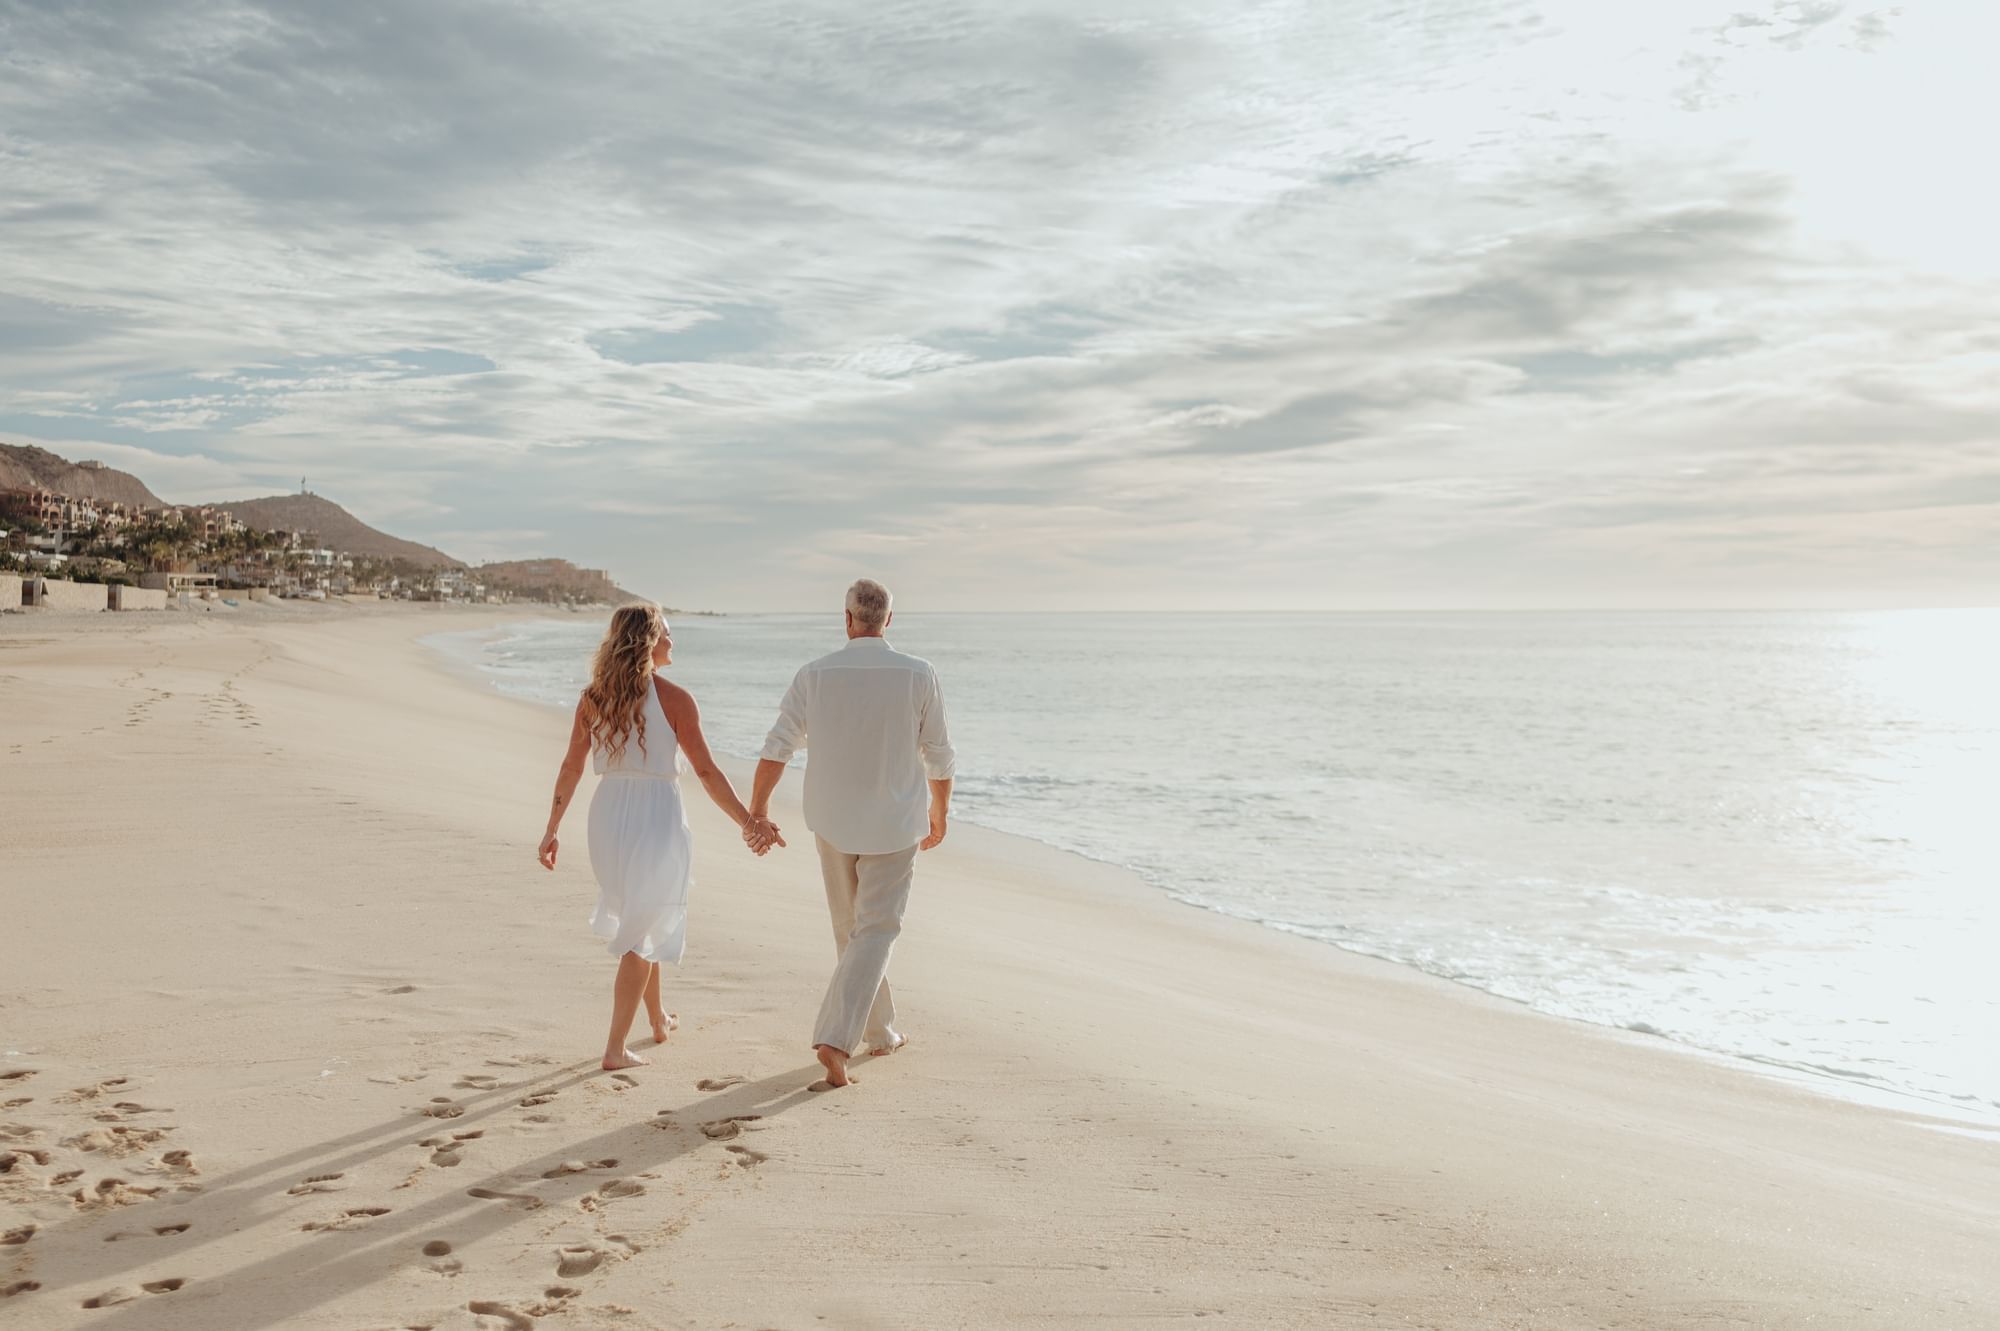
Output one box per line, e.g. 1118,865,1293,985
10,1064,601,1296
16,1064,822,1329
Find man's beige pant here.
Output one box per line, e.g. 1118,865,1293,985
812,836,918,1056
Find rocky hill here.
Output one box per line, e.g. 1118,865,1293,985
208,494,463,570
0,444,165,509
5,441,646,596
477,557,643,604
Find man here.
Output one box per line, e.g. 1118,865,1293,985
746,578,955,1089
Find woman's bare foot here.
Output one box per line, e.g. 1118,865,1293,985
601,1048,649,1072
814,1044,855,1088
649,1013,678,1045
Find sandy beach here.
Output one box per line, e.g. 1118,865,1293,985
2,604,1996,1331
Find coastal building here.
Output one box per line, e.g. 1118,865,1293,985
107,584,167,611
139,571,220,596
2,486,137,534
4,485,69,528
155,504,245,542
20,577,108,612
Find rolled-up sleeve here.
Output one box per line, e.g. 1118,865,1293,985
918,666,956,781
760,667,810,764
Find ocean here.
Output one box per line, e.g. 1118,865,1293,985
431,610,2000,1123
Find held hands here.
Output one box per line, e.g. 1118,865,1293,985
921,804,947,851
538,831,559,870
743,814,787,856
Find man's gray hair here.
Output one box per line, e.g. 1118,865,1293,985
845,578,893,631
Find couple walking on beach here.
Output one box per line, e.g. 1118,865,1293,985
536,579,956,1090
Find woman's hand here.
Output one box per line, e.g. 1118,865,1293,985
743,815,786,856
538,831,560,870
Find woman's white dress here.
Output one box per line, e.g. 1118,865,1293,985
585,677,691,965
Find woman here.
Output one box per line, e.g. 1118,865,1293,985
538,603,783,1071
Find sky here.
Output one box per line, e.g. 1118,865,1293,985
2,0,1996,610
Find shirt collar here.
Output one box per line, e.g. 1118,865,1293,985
845,636,892,651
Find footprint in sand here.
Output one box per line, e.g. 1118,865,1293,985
62,1125,169,1156
527,1286,584,1316
2,1225,35,1246
2,1098,30,1109
695,1075,746,1091
595,1177,646,1200
93,1100,169,1122
103,1222,190,1242
73,1271,185,1303
303,1206,391,1232
80,1287,136,1308
287,1172,346,1195
420,1138,466,1168
422,1098,467,1119
466,1187,544,1211
69,1177,163,1210
699,1115,762,1140
0,1124,41,1142
606,1073,639,1090
422,1240,463,1276
0,1070,36,1083
383,985,418,994
517,1091,559,1108
422,1128,486,1167
2,1281,40,1298
2,1148,54,1171
725,1144,769,1168
78,1281,185,1307
555,1245,605,1277
454,1074,501,1091
466,1301,535,1331
540,1158,619,1179
158,1149,197,1175
61,1077,131,1103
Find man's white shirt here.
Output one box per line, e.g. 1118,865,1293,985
760,636,957,854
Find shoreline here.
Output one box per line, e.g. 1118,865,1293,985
3,605,1995,1329
428,614,2000,1135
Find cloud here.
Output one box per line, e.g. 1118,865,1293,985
0,0,1995,608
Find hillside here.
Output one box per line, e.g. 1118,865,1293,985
5,441,643,591
477,557,644,604
0,443,165,509
208,494,463,570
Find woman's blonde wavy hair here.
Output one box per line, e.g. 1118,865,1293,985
581,602,664,761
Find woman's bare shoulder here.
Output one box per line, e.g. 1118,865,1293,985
652,675,698,711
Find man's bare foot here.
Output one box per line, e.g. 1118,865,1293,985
814,1044,855,1088
650,1013,678,1045
867,1033,908,1058
601,1049,649,1072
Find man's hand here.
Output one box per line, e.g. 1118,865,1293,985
743,815,786,856
537,831,559,870
920,804,947,851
